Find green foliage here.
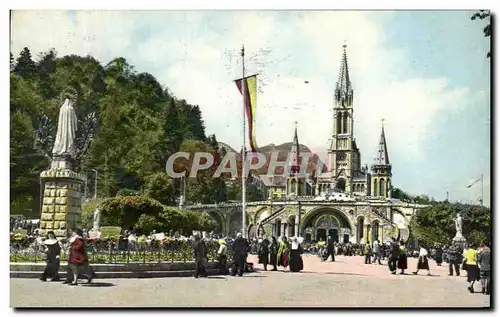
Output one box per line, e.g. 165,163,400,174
10,48,227,216
98,195,164,229
144,173,175,206
96,195,218,235
134,214,159,235
116,188,139,197
180,139,227,204
159,207,186,233
411,202,491,247
471,10,491,58
14,47,37,79
81,198,105,230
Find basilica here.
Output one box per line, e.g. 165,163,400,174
261,44,392,202
187,45,425,244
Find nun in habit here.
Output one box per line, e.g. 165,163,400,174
413,247,431,276
40,231,61,282
289,237,304,272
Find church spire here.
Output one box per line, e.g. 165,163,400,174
290,121,300,174
376,120,390,165
334,44,353,107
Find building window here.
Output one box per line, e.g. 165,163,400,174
380,178,385,198
373,179,378,197
343,112,348,134
336,113,342,134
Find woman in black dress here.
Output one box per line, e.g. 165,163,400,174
40,231,61,282
258,237,270,271
397,240,408,275
413,247,431,276
269,236,278,271
434,244,443,266
289,237,304,272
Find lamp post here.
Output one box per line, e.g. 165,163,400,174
91,169,98,199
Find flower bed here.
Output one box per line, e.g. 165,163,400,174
10,236,232,264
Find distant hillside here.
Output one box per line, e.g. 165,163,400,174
217,141,327,177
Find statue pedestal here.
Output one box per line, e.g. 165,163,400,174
39,168,86,238
452,234,467,249
88,229,101,240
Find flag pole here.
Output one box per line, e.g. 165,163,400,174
480,173,483,206
241,45,247,238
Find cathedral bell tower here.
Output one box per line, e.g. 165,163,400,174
286,122,305,197
328,44,354,194
371,120,392,199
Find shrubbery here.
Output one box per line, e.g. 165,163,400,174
84,195,217,235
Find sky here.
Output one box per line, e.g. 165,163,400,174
10,10,491,205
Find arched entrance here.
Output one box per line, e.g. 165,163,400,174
248,224,257,239
300,207,353,243
207,210,225,234
315,214,340,242
227,210,250,237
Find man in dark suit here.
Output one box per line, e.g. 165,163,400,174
231,233,249,277
192,232,207,278
447,241,462,276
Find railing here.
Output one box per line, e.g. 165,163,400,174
258,206,286,225
10,239,234,264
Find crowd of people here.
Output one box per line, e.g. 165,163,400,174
13,222,490,295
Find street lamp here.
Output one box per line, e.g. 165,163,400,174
91,169,98,199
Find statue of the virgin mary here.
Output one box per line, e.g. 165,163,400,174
52,98,78,158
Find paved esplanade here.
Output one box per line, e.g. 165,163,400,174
11,255,490,308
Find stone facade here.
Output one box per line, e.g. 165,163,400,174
39,169,85,237
187,199,426,244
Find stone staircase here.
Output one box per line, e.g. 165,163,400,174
258,206,286,226
10,262,219,279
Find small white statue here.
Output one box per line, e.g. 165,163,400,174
454,213,463,236
179,194,185,208
93,208,101,231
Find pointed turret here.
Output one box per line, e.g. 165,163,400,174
371,119,392,199
376,125,390,165
334,44,354,107
290,122,300,174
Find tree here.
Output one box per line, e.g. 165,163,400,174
471,10,491,58
410,202,491,247
14,47,37,79
10,52,15,72
159,207,186,233
144,173,176,206
98,195,165,229
134,214,160,235
10,48,218,216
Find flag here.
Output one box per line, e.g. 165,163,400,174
467,178,481,188
235,75,258,152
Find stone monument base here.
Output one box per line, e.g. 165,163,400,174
39,168,86,238
88,229,101,240
452,234,467,249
